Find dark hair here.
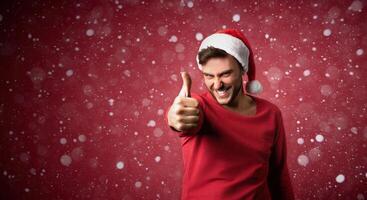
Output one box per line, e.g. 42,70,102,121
198,47,243,71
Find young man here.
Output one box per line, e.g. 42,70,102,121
166,29,295,200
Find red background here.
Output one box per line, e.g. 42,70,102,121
0,0,366,199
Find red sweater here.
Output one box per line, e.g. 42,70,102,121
167,92,295,200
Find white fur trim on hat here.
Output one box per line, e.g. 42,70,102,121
196,33,249,72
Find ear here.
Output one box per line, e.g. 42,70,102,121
240,66,245,76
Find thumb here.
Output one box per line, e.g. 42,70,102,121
178,71,192,97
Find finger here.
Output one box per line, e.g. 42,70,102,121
178,71,192,97
176,107,200,116
178,123,198,131
178,116,199,124
175,97,199,107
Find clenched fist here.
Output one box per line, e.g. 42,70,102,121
167,72,201,132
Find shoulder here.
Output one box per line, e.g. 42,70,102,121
251,95,282,115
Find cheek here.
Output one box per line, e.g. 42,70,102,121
225,76,242,86
223,77,236,84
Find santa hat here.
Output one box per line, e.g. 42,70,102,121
196,29,262,94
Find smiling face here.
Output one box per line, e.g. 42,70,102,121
201,55,244,106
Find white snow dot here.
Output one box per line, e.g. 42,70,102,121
170,74,178,81
158,26,168,36
116,161,124,169
135,181,142,188
60,154,72,166
175,43,185,52
60,138,67,145
265,34,269,39
29,168,36,175
356,48,364,56
154,156,161,162
108,99,115,106
351,127,358,134
142,98,151,107
86,29,95,36
348,0,363,12
323,29,332,37
320,85,333,96
303,69,311,77
147,120,156,127
315,134,324,142
24,188,30,192
357,193,365,200
297,154,309,166
187,1,194,8
232,14,240,22
66,69,73,77
336,174,345,183
297,138,304,145
153,127,164,137
78,134,86,142
157,109,164,115
169,35,178,43
195,32,203,41
123,69,131,77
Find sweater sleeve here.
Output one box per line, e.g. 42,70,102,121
267,109,295,200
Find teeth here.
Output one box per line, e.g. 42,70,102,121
217,88,228,96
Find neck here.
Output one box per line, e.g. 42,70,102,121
224,84,245,110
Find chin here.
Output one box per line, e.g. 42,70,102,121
213,91,232,105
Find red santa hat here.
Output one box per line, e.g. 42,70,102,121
196,29,263,94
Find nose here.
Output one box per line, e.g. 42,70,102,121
213,78,223,90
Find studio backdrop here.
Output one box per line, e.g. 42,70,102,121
0,0,366,199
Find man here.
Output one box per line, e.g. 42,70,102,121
166,29,295,200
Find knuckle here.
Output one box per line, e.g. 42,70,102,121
177,123,184,131
192,99,199,107
194,108,200,115
176,116,184,123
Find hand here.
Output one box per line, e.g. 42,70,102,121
167,72,200,132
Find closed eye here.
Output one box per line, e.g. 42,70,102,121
219,70,233,77
221,72,231,77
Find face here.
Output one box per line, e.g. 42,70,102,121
201,56,244,106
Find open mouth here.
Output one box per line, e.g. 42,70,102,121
216,87,231,98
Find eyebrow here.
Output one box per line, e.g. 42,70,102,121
203,69,233,77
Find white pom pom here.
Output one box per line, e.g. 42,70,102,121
246,80,263,94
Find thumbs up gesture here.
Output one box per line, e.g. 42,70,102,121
167,72,201,132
